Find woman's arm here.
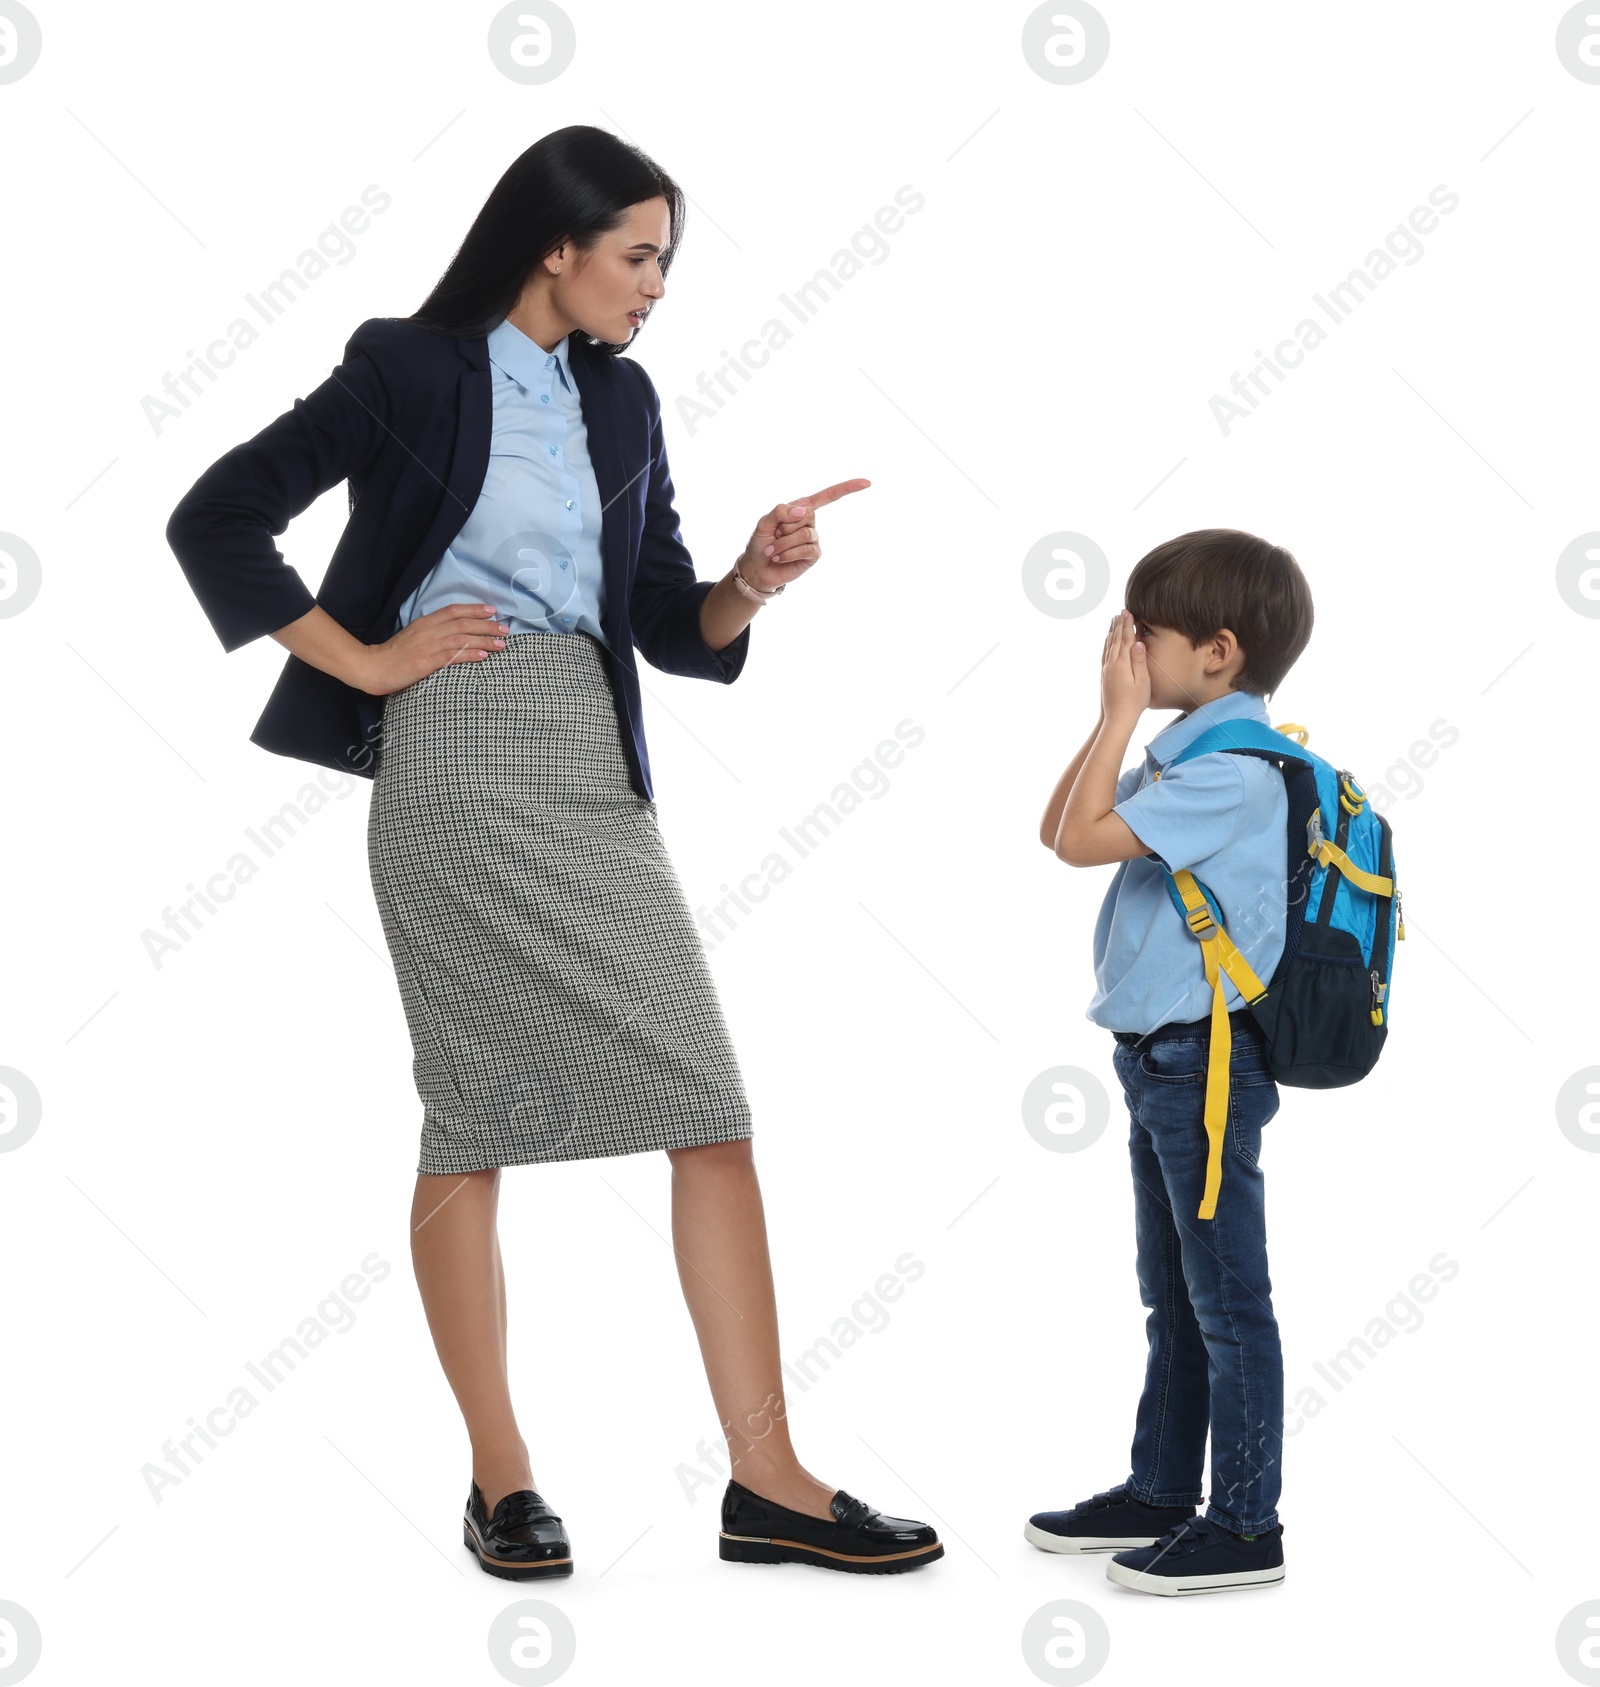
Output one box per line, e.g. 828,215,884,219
266,602,375,689
697,567,761,654
165,321,393,654
623,361,752,683
268,598,512,697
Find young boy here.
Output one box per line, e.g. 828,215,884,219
1027,528,1315,1595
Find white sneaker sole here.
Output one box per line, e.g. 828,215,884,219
1024,1521,1159,1554
1106,1559,1285,1595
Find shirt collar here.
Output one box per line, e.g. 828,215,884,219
1141,687,1269,772
487,316,573,392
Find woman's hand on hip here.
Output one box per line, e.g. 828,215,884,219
737,478,871,591
358,603,509,696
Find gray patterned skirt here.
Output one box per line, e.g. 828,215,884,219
366,630,753,1175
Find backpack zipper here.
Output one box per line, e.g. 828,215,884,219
1367,812,1395,1023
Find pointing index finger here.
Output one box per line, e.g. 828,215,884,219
791,478,872,514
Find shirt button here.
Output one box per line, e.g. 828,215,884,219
548,445,557,456
540,394,549,403
564,499,574,509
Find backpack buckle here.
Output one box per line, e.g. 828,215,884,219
1306,809,1325,856
1184,905,1219,941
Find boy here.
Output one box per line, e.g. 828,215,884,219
1027,528,1315,1595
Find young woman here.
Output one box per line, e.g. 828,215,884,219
166,125,942,1580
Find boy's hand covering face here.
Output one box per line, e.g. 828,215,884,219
1100,610,1151,722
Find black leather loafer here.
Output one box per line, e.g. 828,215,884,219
719,1478,944,1574
463,1480,573,1579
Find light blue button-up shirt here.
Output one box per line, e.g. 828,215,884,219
1085,688,1289,1034
396,317,607,639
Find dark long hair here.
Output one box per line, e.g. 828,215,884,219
405,125,684,353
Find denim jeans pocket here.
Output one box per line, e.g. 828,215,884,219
1137,1037,1208,1086
1228,1062,1280,1165
1228,1042,1274,1087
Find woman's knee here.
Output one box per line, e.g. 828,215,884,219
666,1136,754,1173
416,1165,500,1189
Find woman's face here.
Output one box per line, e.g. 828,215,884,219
553,195,670,345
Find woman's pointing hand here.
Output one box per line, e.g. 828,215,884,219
737,478,871,593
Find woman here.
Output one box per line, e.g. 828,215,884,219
166,125,942,1580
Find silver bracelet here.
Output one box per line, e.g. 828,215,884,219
730,558,784,603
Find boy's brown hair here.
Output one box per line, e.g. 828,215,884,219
1125,527,1314,698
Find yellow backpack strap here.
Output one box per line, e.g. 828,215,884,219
1169,870,1270,1220
1312,837,1393,897
1199,962,1230,1222
1169,871,1269,1006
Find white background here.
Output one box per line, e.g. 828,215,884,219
2,2,1596,1683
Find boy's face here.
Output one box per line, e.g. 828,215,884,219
1130,614,1241,711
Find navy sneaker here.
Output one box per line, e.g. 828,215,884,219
1025,1482,1198,1554
1106,1514,1285,1595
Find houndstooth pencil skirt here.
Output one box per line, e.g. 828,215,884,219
366,629,754,1175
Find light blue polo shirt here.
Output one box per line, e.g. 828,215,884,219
1086,688,1288,1034
397,317,607,639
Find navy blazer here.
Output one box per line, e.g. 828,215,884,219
165,317,750,798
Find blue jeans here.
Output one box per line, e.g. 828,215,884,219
1111,1013,1283,1534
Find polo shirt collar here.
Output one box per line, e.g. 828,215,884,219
487,315,573,391
1141,686,1268,772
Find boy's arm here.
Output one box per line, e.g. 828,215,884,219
1038,709,1104,848
1054,710,1152,866
1110,754,1246,877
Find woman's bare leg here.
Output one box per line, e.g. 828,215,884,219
665,1138,837,1520
411,1168,535,1512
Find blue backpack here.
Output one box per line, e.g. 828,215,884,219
1153,719,1402,1220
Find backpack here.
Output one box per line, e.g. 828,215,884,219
1151,719,1402,1220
